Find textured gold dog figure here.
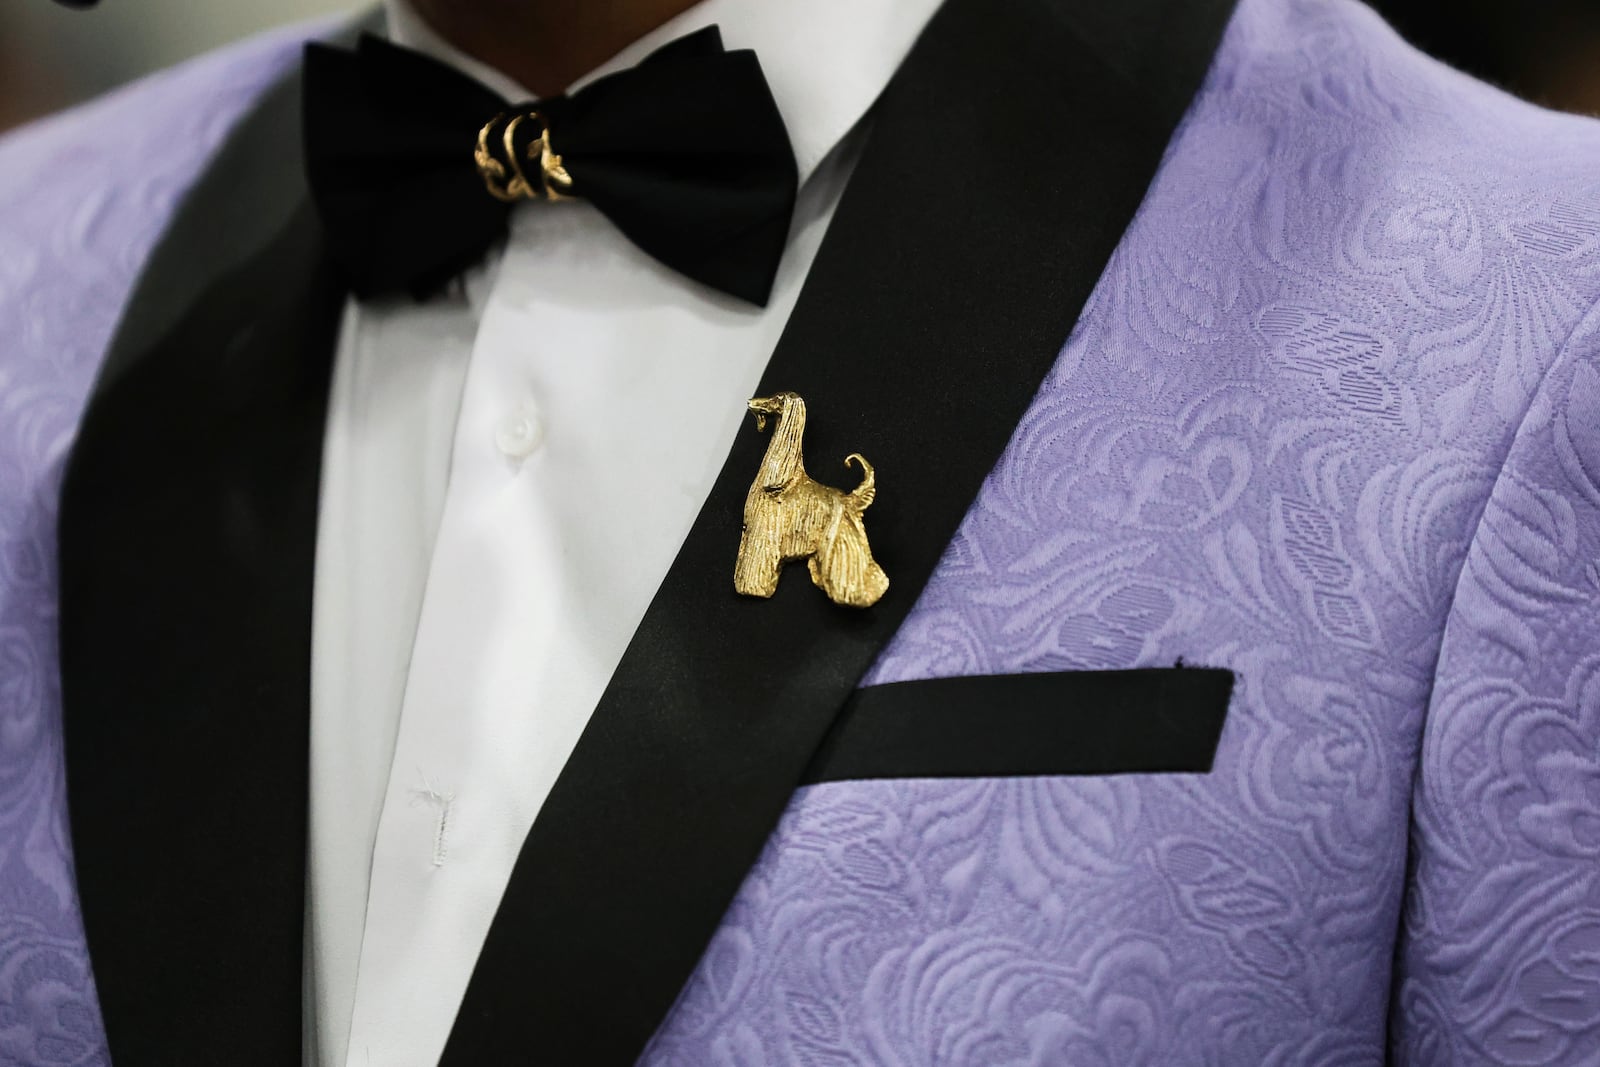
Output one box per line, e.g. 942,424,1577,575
735,392,889,608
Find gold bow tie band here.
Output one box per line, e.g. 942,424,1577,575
475,111,574,202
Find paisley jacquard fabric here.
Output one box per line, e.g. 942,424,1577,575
1,1,1597,1065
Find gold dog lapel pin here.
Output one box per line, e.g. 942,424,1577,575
734,392,889,609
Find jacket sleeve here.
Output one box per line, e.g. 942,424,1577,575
1392,313,1600,1064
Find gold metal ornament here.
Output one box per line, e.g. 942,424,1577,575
475,111,573,202
735,392,889,609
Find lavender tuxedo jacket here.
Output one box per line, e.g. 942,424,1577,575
4,0,1600,1063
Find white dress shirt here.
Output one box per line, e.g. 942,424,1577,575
303,1,942,1064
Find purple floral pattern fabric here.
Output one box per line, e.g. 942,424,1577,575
1395,305,1600,1065
2,1,1599,1064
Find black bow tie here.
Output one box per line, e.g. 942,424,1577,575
302,28,799,305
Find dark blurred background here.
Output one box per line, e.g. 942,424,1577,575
1376,0,1600,115
2,0,1600,135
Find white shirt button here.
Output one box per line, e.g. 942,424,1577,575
494,401,545,460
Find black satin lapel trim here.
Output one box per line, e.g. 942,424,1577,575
802,668,1235,784
55,19,367,1062
443,0,1239,1062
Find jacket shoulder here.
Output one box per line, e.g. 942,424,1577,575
0,20,323,208
0,20,328,459
1172,0,1600,427
1219,0,1600,181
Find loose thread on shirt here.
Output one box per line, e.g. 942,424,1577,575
409,769,455,869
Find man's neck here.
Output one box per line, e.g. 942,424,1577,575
407,0,704,98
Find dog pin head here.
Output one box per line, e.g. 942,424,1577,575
746,391,796,433
735,392,889,608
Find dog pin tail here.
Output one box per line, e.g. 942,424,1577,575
734,392,889,609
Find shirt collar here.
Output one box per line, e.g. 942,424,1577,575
384,0,944,187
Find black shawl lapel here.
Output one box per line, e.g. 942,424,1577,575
55,15,377,1062
443,0,1239,1062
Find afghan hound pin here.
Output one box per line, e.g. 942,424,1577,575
735,392,889,608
